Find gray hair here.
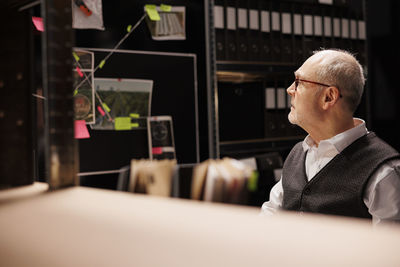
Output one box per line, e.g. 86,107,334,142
312,49,365,114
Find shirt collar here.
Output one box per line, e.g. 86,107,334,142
302,118,368,153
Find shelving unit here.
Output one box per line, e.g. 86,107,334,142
208,0,368,160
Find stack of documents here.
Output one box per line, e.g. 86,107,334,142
191,158,255,205
129,159,177,197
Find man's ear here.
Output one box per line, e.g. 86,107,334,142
322,86,340,110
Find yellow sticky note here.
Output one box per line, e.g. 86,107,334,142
247,171,259,192
145,4,160,21
129,113,140,118
72,52,80,62
127,24,132,32
131,123,139,128
102,103,111,113
160,4,172,12
73,89,78,96
115,117,132,130
99,59,106,69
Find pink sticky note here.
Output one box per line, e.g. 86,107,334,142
76,66,84,77
75,120,90,139
32,16,44,32
152,147,163,155
97,106,105,116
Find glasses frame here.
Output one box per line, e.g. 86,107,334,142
294,78,342,98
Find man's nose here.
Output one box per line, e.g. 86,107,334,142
287,82,295,96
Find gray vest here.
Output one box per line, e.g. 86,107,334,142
282,132,400,219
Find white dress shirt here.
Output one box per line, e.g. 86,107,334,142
261,118,400,225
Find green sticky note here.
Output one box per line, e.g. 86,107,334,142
129,113,140,118
115,117,132,130
127,24,132,32
160,4,172,12
102,103,111,113
72,52,80,62
131,123,139,128
99,60,106,69
145,4,160,21
73,89,78,96
247,171,259,192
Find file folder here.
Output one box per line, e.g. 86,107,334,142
332,6,342,49
303,5,314,59
214,0,226,60
270,2,281,62
275,79,288,137
322,7,333,48
293,8,304,63
226,0,237,60
248,1,261,61
260,2,271,61
237,0,249,61
280,1,293,63
357,19,366,65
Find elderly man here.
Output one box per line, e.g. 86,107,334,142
261,49,400,225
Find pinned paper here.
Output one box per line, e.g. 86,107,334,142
32,17,44,32
97,105,105,116
76,66,83,77
145,4,160,21
114,117,132,130
131,123,139,128
247,171,259,192
75,120,90,139
152,147,163,155
102,103,111,112
99,59,106,69
129,113,140,118
160,4,172,12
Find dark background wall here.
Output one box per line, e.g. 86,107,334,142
367,0,400,151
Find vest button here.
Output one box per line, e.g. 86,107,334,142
304,188,311,194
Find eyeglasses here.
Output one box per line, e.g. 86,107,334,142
294,78,342,97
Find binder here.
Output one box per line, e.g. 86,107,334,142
322,6,334,49
302,5,314,59
260,1,271,61
341,10,351,50
275,76,288,137
357,16,366,65
264,75,281,138
237,0,249,61
226,0,237,60
293,3,304,63
332,6,342,49
353,0,366,66
270,1,281,62
313,8,324,52
248,0,261,61
214,0,226,60
280,1,294,63
264,85,277,138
